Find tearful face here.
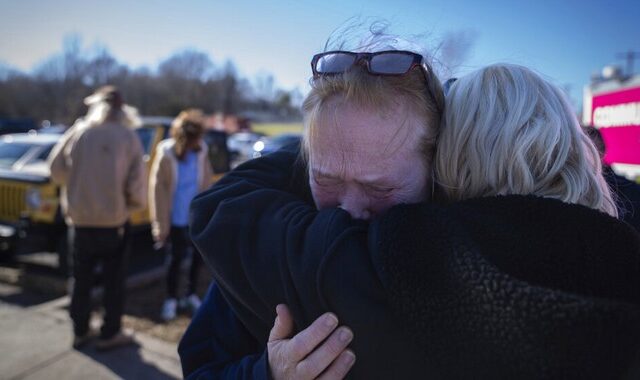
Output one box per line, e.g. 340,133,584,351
308,98,431,220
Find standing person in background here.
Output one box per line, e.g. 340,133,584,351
48,85,147,350
584,125,640,232
149,109,214,321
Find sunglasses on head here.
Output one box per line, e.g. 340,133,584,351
311,50,425,78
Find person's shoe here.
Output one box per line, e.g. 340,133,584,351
161,298,177,321
72,332,95,349
94,330,134,351
186,294,202,312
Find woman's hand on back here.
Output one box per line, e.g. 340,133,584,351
267,304,355,380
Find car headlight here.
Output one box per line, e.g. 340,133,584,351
0,225,16,238
26,188,42,209
253,140,265,152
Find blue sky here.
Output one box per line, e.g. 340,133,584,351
1,0,639,108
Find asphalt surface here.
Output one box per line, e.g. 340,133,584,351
0,279,183,380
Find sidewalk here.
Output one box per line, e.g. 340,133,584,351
0,283,182,380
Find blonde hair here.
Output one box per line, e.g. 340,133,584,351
435,64,617,217
302,60,444,174
171,109,205,160
84,102,141,129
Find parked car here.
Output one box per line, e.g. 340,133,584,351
252,133,301,158
0,121,168,267
227,131,265,168
0,118,39,136
38,124,68,135
0,133,59,257
0,117,230,272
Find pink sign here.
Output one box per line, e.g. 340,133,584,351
591,86,640,165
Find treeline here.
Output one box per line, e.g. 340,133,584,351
0,36,302,125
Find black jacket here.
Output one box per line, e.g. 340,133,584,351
605,166,640,233
179,282,271,379
189,149,640,379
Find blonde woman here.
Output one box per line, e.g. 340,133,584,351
181,43,445,379
149,109,213,321
184,60,640,379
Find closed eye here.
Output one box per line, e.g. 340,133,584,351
312,178,343,196
365,185,395,197
312,174,342,187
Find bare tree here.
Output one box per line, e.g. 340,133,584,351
220,60,241,114
84,47,123,86
253,72,275,102
62,34,85,82
0,38,301,124
158,49,214,82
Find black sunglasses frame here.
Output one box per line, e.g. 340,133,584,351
311,50,424,78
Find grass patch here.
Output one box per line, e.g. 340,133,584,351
253,122,303,136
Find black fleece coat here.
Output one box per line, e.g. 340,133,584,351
189,149,640,379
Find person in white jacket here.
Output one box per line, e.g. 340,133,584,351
149,109,213,321
49,85,147,350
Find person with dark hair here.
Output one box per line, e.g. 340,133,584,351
149,109,214,321
48,85,147,350
584,125,640,232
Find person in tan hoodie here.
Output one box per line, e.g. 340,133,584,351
48,85,147,350
149,109,213,321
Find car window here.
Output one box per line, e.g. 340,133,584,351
0,142,32,168
35,145,54,162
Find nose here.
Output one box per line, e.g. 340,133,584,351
339,204,371,220
339,191,371,221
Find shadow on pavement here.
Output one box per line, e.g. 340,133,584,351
78,340,179,380
0,282,59,307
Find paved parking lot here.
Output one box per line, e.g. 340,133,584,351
0,249,218,380
0,283,182,380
